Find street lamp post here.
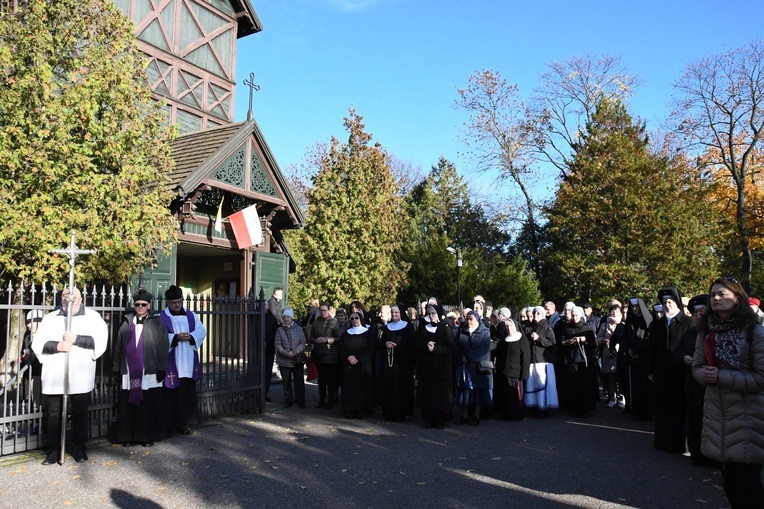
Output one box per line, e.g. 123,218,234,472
447,247,462,308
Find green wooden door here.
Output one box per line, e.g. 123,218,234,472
130,244,177,302
253,252,289,306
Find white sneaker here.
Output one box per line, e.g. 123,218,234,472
607,399,617,408
617,395,626,409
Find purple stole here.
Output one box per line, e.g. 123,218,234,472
160,309,200,389
125,322,144,404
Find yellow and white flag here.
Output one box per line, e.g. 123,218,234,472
214,196,224,233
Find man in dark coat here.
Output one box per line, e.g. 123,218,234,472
267,288,284,325
112,289,169,446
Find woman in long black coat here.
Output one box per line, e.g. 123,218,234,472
338,310,376,419
378,304,417,421
416,305,455,429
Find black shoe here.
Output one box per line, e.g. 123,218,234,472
284,402,293,408
265,396,272,403
298,403,306,409
178,426,193,436
435,422,445,430
325,403,334,410
454,417,467,425
141,441,154,447
42,452,59,465
469,416,480,426
71,449,88,463
122,442,136,448
316,401,325,408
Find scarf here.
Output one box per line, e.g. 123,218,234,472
705,317,740,367
125,322,144,405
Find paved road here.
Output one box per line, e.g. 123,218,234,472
0,382,729,509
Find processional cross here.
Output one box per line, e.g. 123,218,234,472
50,232,95,465
244,71,260,120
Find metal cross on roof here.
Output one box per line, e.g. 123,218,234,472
244,72,260,120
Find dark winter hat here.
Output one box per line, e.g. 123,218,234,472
165,285,183,300
468,310,481,323
132,288,153,303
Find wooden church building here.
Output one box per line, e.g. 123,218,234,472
113,0,303,301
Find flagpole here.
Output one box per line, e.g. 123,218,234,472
50,232,95,465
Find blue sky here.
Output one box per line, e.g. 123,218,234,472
234,0,763,198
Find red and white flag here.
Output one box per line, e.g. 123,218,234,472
228,205,263,249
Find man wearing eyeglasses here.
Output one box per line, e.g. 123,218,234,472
161,285,206,436
32,287,108,464
112,289,169,447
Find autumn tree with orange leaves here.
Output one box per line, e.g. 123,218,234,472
671,39,764,292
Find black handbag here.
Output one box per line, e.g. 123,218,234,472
294,351,308,365
478,360,494,374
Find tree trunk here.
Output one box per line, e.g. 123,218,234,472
513,173,539,277
736,179,753,293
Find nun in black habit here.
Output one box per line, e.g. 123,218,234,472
650,286,694,454
416,304,456,429
338,310,376,419
618,297,654,418
557,306,598,417
378,304,417,421
497,312,530,421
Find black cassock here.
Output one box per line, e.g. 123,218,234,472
378,321,417,420
338,327,376,414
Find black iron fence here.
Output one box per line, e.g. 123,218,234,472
0,281,265,457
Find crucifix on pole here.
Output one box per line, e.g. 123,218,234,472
50,231,95,465
244,71,260,120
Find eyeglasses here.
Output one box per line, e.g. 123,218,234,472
319,308,329,313
350,316,360,321
135,302,149,308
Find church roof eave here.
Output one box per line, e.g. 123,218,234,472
232,0,263,39
169,119,304,229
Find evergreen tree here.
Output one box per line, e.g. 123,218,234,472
0,0,177,282
399,157,538,309
542,98,718,308
293,109,406,306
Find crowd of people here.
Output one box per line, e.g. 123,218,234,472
15,279,763,507
262,281,763,509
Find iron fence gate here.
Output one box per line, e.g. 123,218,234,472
0,281,266,457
